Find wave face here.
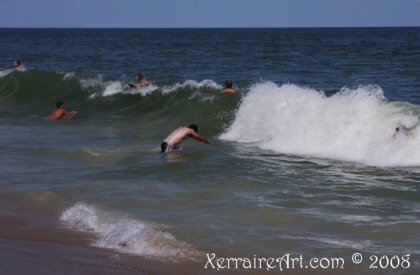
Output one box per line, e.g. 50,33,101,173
0,68,240,132
60,202,198,260
220,82,420,167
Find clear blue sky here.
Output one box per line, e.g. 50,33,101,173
1,0,419,28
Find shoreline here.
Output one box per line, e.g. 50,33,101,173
0,197,252,275
0,237,234,275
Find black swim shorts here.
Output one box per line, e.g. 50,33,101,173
161,141,168,153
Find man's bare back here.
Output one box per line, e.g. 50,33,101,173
48,109,69,119
221,79,239,93
161,124,213,153
48,102,71,120
221,88,238,93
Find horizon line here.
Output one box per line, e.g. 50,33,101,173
1,26,419,29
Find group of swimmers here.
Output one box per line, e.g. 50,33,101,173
19,60,412,151
22,59,227,153
11,60,236,152
47,100,212,152
128,72,240,93
17,58,413,151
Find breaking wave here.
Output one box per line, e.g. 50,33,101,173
220,82,420,167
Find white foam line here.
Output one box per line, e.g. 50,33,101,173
60,202,198,260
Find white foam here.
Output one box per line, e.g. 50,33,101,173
127,83,159,96
0,69,14,77
0,67,26,77
86,78,221,98
161,79,222,94
102,81,125,96
220,82,420,167
81,76,105,89
56,71,75,80
188,91,215,102
83,77,128,98
60,202,198,259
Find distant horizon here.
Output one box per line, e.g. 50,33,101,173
1,26,419,29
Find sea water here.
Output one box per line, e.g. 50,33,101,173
0,28,419,274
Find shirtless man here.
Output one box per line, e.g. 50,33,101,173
129,73,154,87
221,79,239,93
13,60,23,68
161,124,213,153
48,102,75,120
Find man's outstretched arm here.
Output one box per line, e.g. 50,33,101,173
189,130,213,144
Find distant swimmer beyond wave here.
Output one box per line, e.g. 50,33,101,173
129,73,154,88
13,60,23,68
48,101,77,120
221,79,240,93
161,124,213,153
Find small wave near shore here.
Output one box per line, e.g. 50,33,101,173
60,202,200,261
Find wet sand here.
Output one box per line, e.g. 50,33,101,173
0,238,142,275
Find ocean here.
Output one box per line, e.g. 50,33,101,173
0,28,419,274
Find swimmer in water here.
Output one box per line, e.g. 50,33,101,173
393,126,413,138
161,124,213,153
221,79,240,93
129,73,154,87
13,60,23,68
48,102,77,120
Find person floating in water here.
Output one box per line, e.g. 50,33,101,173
393,126,413,138
48,102,77,120
161,124,213,153
129,73,154,87
221,79,240,93
13,60,23,68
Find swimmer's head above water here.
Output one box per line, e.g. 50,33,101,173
188,124,198,133
225,79,233,88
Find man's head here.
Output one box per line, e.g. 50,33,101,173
136,73,144,80
225,79,233,88
13,60,21,67
56,101,64,109
188,124,198,133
